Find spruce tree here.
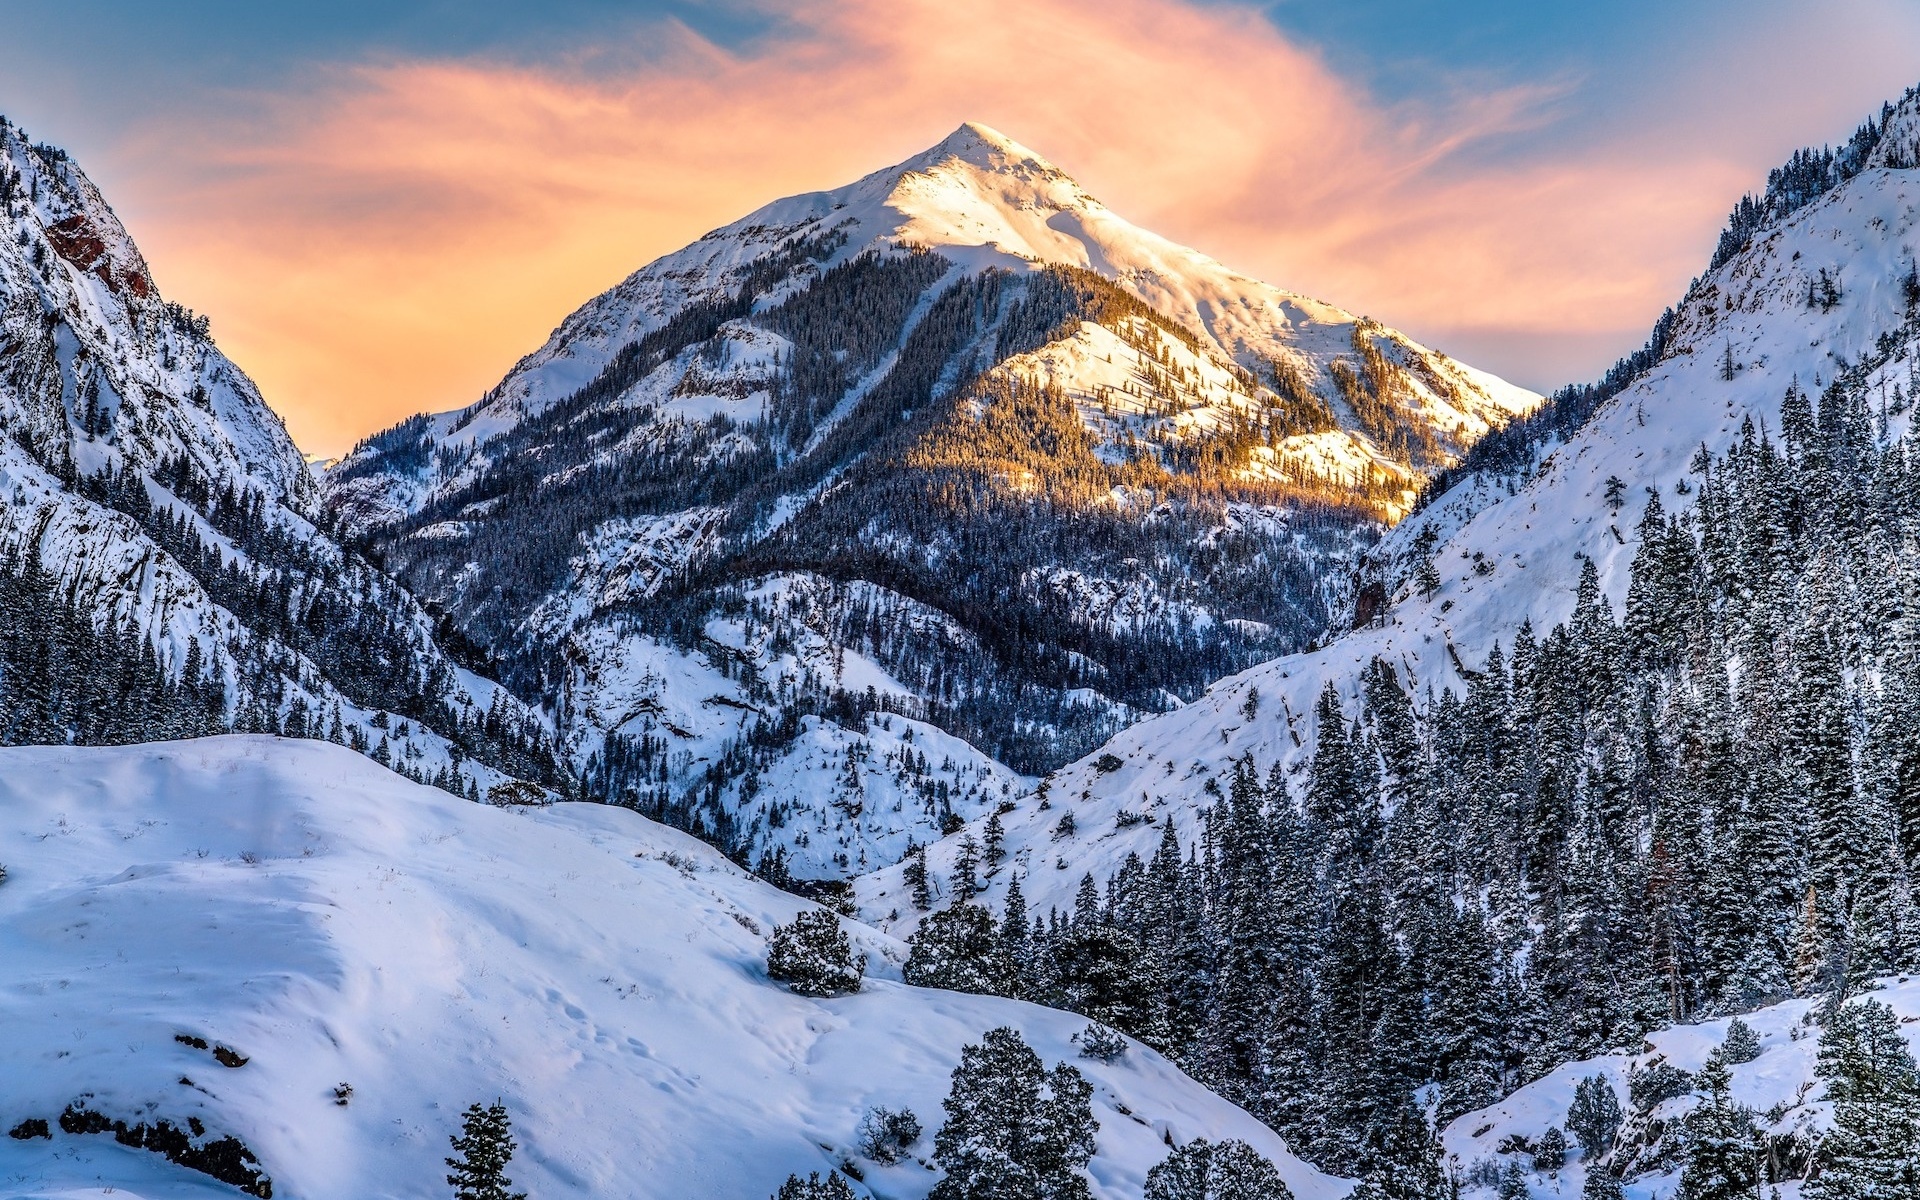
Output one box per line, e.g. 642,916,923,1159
1808,999,1920,1199
930,1027,1096,1200
446,1101,526,1200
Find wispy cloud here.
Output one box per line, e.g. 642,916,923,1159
101,0,1920,454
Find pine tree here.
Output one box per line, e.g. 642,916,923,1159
1677,1056,1761,1200
953,835,982,901
766,909,865,997
774,1170,856,1200
1808,999,1920,1200
1350,1095,1450,1200
445,1101,526,1200
1534,1127,1568,1174
1565,1075,1623,1161
984,811,1006,870
1411,526,1442,599
1582,1167,1623,1200
1497,1159,1530,1200
1000,874,1030,978
1720,1018,1762,1065
1793,885,1836,997
1144,1138,1295,1200
905,903,1016,996
906,842,933,911
930,1027,1096,1200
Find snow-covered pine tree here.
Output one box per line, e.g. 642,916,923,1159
1676,1056,1762,1200
765,909,865,997
905,841,933,910
1534,1127,1568,1173
904,903,1016,995
1565,1075,1623,1162
1144,1138,1295,1200
1497,1159,1530,1200
929,1027,1095,1200
1582,1167,1624,1200
773,1170,856,1200
1347,1093,1449,1200
1808,998,1920,1199
1719,1019,1762,1065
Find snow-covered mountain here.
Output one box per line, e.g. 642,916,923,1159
331,123,1532,526
0,116,556,793
865,89,1920,924
0,735,1344,1200
325,122,1538,878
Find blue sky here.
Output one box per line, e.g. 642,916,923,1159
0,0,1817,125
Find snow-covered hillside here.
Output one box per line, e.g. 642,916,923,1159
553,573,1033,878
862,91,1920,923
0,116,555,794
1441,979,1920,1200
323,122,1537,879
0,736,1342,1200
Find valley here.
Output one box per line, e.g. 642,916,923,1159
0,55,1917,1200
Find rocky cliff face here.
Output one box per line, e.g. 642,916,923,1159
0,116,557,793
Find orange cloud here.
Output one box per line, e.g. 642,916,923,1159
101,0,1876,455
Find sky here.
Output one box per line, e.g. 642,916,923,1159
3,1,1919,456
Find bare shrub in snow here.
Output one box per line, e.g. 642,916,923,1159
857,1105,922,1163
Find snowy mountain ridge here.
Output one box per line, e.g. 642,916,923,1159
330,121,1533,524
0,115,557,795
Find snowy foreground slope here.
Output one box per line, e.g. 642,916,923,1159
0,737,1339,1200
861,92,1920,922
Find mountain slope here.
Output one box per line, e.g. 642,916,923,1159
843,86,1920,1187
870,87,1920,925
0,116,557,792
0,736,1344,1200
325,123,1537,878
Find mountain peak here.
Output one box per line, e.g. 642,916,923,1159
905,120,1062,178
